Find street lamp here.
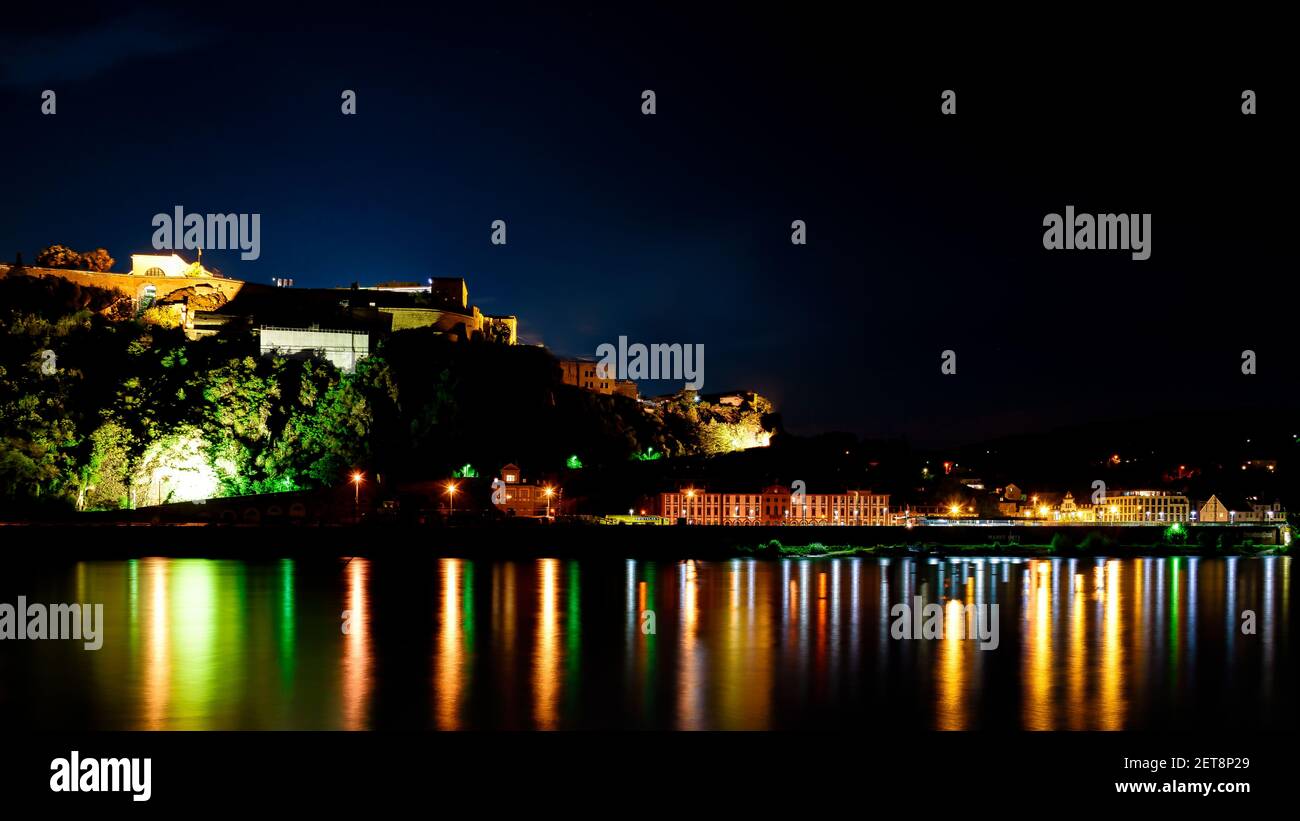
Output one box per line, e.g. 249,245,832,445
351,472,363,522
544,486,555,519
445,482,458,517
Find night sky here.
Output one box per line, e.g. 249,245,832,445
1,6,1292,445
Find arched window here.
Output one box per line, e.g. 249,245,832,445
144,267,165,277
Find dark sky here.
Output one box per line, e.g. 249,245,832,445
1,6,1293,445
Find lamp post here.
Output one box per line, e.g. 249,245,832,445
544,486,555,519
351,472,363,523
446,482,458,518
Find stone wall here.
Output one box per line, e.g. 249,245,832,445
0,263,244,309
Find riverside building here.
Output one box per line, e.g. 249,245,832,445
661,485,889,525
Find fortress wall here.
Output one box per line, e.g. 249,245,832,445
381,307,480,335
0,264,244,306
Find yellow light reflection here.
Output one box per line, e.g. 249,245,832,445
435,559,465,730
1023,560,1054,729
935,598,968,730
342,558,371,730
1097,559,1124,729
1067,573,1086,729
533,559,560,729
142,558,170,730
676,560,702,729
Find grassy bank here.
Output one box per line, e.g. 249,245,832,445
0,521,1289,561
736,538,1290,559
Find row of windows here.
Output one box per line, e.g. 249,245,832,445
663,493,890,524
664,494,887,503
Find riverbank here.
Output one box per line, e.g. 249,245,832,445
0,521,1288,560
737,538,1288,559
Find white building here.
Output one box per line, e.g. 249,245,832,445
130,253,205,277
1198,495,1285,523
260,326,370,373
1095,490,1190,523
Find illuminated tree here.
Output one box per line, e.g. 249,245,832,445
34,244,81,269
32,245,115,272
81,421,133,510
78,248,115,272
133,425,228,506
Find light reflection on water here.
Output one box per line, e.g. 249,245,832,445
0,555,1290,731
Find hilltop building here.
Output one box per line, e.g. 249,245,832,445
259,325,370,373
559,357,639,399
0,253,244,314
352,277,517,343
129,253,213,278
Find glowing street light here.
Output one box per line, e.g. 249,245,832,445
544,486,555,519
351,472,364,522
445,481,458,517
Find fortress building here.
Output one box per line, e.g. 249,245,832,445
1,254,520,348
558,357,639,399
0,253,244,315
352,277,517,344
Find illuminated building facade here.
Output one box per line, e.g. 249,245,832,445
1094,490,1190,523
560,358,612,392
661,485,889,525
1053,491,1096,522
1197,495,1285,523
493,463,557,518
130,253,212,278
558,357,640,399
357,278,517,343
260,325,370,373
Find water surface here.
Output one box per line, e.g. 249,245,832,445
0,555,1291,730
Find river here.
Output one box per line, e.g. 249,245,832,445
0,555,1291,730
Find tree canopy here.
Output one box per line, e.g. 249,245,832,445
0,275,774,513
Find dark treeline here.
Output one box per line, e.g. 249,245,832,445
0,274,773,513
